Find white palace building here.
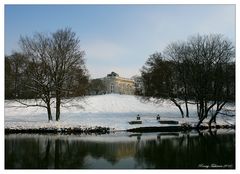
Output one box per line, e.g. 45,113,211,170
96,72,135,95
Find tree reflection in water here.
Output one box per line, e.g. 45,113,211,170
5,131,235,169
135,132,235,169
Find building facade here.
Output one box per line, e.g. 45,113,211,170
102,72,135,95
89,72,135,95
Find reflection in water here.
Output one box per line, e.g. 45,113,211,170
5,131,235,169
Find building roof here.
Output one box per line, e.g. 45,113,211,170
107,72,119,77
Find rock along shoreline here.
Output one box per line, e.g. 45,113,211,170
5,126,111,134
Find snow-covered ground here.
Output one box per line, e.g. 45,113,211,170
5,94,235,131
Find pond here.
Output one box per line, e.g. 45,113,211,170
5,130,235,169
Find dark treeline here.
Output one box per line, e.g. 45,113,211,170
5,53,89,99
5,53,32,99
141,34,235,128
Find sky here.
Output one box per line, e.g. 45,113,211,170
4,4,236,79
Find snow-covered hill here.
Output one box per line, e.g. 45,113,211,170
5,94,235,131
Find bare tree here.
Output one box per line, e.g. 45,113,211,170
164,42,192,118
141,34,235,127
187,34,234,127
165,34,235,127
141,52,186,118
19,28,88,121
49,28,87,121
19,33,54,121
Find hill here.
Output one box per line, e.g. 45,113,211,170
5,94,235,131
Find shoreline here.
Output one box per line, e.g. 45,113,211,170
5,126,111,134
127,125,235,133
5,124,235,134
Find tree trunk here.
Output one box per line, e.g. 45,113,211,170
56,90,61,121
56,99,60,121
183,81,189,117
208,112,217,128
47,102,53,121
198,100,204,120
185,99,189,118
208,101,226,127
171,98,184,118
196,100,207,128
196,115,206,129
197,102,200,118
197,100,218,129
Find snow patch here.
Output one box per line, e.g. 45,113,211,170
5,94,235,131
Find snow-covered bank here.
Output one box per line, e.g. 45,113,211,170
5,94,235,131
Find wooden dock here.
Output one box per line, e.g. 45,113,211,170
128,120,142,124
159,120,179,125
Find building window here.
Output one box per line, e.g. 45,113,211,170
111,84,114,93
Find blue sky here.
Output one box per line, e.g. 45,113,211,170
5,5,235,78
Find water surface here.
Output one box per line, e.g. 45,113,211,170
5,130,235,169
